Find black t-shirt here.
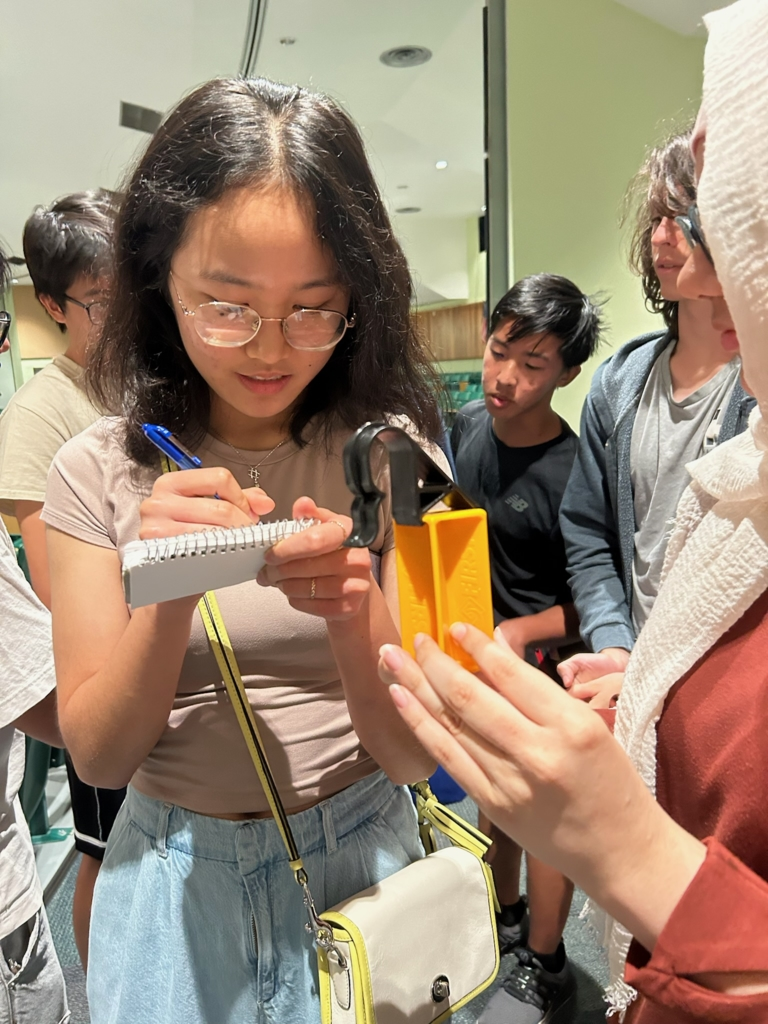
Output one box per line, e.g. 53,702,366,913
451,400,577,621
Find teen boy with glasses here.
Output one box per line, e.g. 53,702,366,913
450,273,602,1024
0,190,119,973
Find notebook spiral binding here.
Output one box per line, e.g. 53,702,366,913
143,518,317,563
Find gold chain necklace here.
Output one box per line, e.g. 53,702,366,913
213,435,293,486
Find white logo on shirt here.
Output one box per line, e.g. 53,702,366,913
506,494,529,512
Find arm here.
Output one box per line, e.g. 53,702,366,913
379,627,768,1007
559,385,635,653
328,548,436,784
258,497,436,785
48,467,275,788
48,529,200,788
14,689,63,747
497,602,580,658
16,501,50,608
626,839,768,1018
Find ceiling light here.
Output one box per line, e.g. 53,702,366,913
395,206,421,214
435,160,448,170
380,46,432,68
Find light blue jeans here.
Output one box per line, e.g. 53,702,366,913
87,771,422,1023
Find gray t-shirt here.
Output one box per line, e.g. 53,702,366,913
630,344,739,632
0,524,56,939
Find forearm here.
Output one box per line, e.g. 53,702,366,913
15,690,63,747
514,603,580,648
328,581,436,785
59,598,197,787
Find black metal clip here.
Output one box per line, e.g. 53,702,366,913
342,422,476,548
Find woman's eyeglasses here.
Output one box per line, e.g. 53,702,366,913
675,204,713,264
170,274,355,351
0,311,10,347
64,294,109,326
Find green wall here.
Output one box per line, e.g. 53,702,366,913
505,0,705,428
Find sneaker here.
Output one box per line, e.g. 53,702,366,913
496,897,529,955
479,946,577,1024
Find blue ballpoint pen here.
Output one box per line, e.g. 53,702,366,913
141,423,203,471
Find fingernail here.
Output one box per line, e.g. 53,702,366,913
380,645,404,671
389,684,409,709
449,622,467,640
413,633,427,649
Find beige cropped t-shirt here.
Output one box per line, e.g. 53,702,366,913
43,417,446,815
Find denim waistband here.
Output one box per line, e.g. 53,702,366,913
124,770,399,867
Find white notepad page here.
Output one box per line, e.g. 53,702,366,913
121,518,316,608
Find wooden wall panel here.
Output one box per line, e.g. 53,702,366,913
414,302,484,362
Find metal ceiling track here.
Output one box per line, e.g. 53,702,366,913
240,0,269,77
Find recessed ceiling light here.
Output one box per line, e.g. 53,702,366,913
435,160,448,170
481,205,487,213
380,46,432,68
395,206,421,214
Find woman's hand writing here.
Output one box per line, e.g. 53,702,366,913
139,467,275,539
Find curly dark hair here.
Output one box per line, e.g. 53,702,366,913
87,77,441,465
625,126,696,335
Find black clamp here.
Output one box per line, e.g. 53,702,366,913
342,422,475,548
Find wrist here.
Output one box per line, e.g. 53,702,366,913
597,798,706,951
599,646,631,671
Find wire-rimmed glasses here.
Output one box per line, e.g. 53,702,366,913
64,294,109,326
170,274,355,351
0,311,10,347
675,203,713,264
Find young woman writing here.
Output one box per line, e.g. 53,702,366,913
42,78,444,1023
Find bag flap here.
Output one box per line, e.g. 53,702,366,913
321,847,498,1022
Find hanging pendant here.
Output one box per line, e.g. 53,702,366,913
249,466,261,486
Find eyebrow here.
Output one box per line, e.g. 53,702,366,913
491,334,550,359
200,270,340,290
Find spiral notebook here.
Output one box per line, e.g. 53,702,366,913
121,518,316,608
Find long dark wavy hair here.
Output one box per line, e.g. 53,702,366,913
624,126,696,336
88,77,441,465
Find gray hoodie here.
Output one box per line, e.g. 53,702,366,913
559,330,754,653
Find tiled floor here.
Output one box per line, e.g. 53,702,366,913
46,795,610,1024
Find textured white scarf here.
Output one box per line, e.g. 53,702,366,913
593,0,768,1015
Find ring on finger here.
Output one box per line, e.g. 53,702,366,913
310,577,317,600
328,520,347,546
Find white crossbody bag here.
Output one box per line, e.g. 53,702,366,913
199,591,500,1023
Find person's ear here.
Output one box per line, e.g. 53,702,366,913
557,365,581,388
38,294,67,326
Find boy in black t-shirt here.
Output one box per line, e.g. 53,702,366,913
452,274,602,1024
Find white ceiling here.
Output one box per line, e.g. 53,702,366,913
0,0,485,305
613,0,727,36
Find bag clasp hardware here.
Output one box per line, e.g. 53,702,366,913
300,874,348,969
431,975,451,1003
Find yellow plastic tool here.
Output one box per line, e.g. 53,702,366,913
394,508,494,671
